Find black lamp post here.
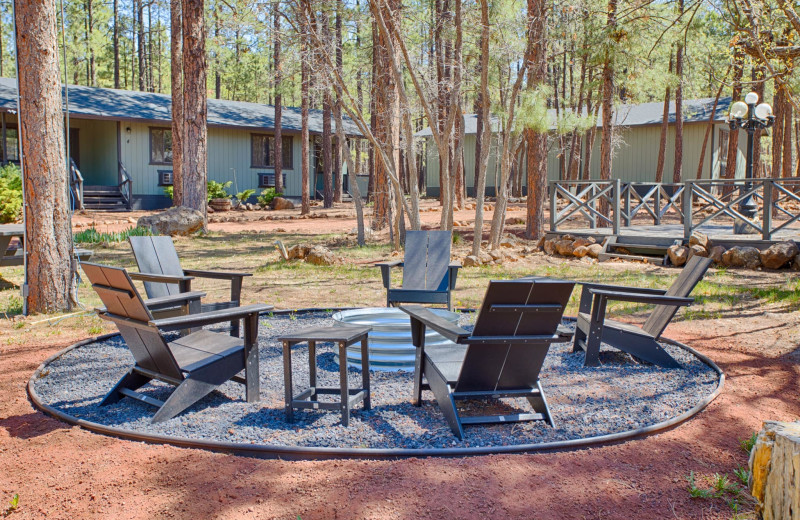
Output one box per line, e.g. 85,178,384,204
727,91,774,234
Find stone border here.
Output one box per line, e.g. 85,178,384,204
27,309,725,460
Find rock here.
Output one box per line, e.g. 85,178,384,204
667,245,689,266
688,244,709,258
689,232,711,251
305,246,338,266
136,206,204,236
505,217,525,225
555,239,575,257
722,246,761,269
543,238,557,255
489,249,504,261
586,243,603,259
536,236,547,250
478,251,493,264
759,241,799,269
463,255,481,267
126,217,137,224
206,205,215,214
271,197,295,210
288,245,310,260
795,255,800,271
573,245,589,258
572,236,596,248
709,245,726,264
749,421,800,520
499,237,517,248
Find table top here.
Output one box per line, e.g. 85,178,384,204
0,224,23,237
278,324,373,343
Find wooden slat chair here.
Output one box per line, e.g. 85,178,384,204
573,255,712,368
377,230,461,311
129,236,252,336
82,262,270,423
401,277,575,440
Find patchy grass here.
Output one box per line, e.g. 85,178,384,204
73,226,152,244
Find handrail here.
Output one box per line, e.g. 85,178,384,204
118,161,132,210
549,177,800,241
69,158,84,210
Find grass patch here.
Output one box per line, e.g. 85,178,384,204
74,226,152,244
740,432,758,454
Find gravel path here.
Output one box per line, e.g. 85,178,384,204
31,312,720,450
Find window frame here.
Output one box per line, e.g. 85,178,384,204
149,127,173,165
0,124,20,163
250,133,293,169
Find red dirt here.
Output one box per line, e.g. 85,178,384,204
2,204,798,519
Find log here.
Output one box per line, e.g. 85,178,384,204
749,421,800,519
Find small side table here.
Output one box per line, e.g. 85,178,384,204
279,324,372,427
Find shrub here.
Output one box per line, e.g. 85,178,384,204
207,180,232,201
163,185,174,200
235,189,256,205
0,164,23,223
258,187,282,207
74,225,152,244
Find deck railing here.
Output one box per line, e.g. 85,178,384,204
69,158,84,210
549,178,800,240
118,161,132,210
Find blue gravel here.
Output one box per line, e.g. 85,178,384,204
31,312,720,450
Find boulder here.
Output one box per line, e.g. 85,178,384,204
536,236,547,250
759,241,799,269
573,245,589,258
555,239,576,257
489,249,504,261
795,255,800,271
543,238,557,255
136,206,204,236
688,244,709,258
586,243,603,259
305,246,338,266
499,236,518,248
271,197,295,210
478,251,493,264
463,255,481,267
505,217,525,225
689,232,711,251
722,246,761,269
573,236,596,248
709,245,726,264
206,205,215,214
667,245,689,267
288,245,311,260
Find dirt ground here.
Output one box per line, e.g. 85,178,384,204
1,201,799,519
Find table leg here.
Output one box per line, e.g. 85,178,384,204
339,341,350,427
283,340,294,422
361,336,370,410
308,340,317,393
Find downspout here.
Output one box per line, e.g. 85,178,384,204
11,0,27,314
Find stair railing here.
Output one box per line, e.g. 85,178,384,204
118,161,132,210
69,158,84,210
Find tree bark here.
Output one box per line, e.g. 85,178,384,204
113,0,120,88
15,0,75,313
333,1,343,203
136,0,145,91
773,88,785,178
181,0,207,226
725,49,744,182
673,2,684,185
782,94,793,178
695,73,727,179
273,2,283,194
301,35,310,215
598,0,616,219
655,52,673,184
170,0,184,206
525,0,548,240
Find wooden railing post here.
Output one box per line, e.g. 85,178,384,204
613,179,621,234
762,179,772,241
623,182,631,227
655,185,662,225
589,183,597,229
549,181,557,232
683,180,693,240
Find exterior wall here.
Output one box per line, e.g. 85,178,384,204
69,118,118,185
424,121,748,194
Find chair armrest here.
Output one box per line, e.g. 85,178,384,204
578,283,666,314
129,272,195,284
143,291,206,311
376,260,403,289
588,288,694,306
182,269,253,280
150,304,273,331
448,263,461,291
400,305,469,344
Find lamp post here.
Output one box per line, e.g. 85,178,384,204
727,91,774,234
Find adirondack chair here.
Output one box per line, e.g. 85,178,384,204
377,230,461,311
82,262,271,423
129,236,252,336
572,255,712,368
400,277,575,440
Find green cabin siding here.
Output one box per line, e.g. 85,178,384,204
423,121,747,195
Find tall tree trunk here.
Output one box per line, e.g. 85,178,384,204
301,35,310,215
696,73,727,179
170,0,184,206
673,2,684,185
598,0,616,219
214,3,221,99
753,67,765,178
87,0,96,86
782,96,793,178
525,0,547,240
371,6,394,229
15,0,75,313
655,51,673,183
113,0,120,88
273,2,283,194
582,69,595,180
773,88,785,178
333,1,343,203
182,0,207,227
136,0,145,91
725,48,744,182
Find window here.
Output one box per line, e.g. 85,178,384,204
251,135,293,168
1,126,19,163
719,129,729,162
150,128,173,165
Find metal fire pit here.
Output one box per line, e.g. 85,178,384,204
332,307,461,371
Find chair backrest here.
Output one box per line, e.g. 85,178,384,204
82,262,184,381
456,278,575,392
643,255,712,338
402,230,451,292
129,236,184,298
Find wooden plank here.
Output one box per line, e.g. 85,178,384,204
425,230,452,291
401,231,428,290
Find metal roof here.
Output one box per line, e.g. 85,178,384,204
415,96,733,136
0,77,361,135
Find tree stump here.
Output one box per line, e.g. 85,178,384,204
749,421,800,519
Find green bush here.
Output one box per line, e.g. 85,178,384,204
235,189,256,205
163,185,174,200
257,187,282,207
74,225,152,244
0,164,22,223
207,180,232,202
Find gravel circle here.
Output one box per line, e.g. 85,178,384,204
31,311,721,451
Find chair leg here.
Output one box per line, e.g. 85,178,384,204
424,358,464,440
101,369,151,406
583,330,602,367
526,381,555,428
572,326,587,353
